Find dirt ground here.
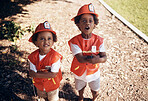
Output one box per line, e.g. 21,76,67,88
0,0,148,101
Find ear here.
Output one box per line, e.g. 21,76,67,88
51,41,54,46
34,41,39,47
93,24,96,29
76,23,79,27
76,23,81,30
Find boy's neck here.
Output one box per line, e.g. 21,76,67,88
39,48,51,55
81,33,92,39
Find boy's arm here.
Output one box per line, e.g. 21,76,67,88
87,52,107,64
29,70,58,78
70,42,107,63
75,53,89,63
75,52,107,64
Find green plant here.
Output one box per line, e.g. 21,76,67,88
0,21,25,42
25,24,35,34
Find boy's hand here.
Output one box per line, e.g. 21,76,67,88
37,68,51,72
87,54,100,64
86,55,94,59
87,52,107,64
75,52,107,64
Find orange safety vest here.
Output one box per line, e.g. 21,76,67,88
28,48,63,92
68,33,103,76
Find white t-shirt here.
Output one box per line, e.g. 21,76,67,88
29,54,61,73
70,41,105,82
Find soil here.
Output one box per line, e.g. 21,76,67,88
0,0,148,101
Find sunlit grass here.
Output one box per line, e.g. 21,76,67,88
103,0,148,36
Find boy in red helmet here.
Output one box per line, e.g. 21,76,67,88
68,3,107,101
28,21,62,101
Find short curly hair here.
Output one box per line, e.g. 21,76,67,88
31,32,57,45
74,14,99,25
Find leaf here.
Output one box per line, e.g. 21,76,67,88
19,57,26,62
13,37,17,43
19,32,22,39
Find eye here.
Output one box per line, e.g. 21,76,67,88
48,37,51,40
89,20,93,23
40,38,45,40
82,20,87,23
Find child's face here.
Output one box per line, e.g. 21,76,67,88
35,31,54,55
77,14,96,35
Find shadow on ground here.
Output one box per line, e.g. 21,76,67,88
52,0,73,3
0,0,74,22
59,82,78,100
0,45,34,101
0,0,38,20
0,44,93,101
59,82,92,101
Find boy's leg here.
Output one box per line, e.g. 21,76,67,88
91,90,99,101
75,78,87,101
88,77,100,101
47,88,59,101
78,86,86,101
36,88,48,101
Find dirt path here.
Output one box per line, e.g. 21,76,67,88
0,0,148,101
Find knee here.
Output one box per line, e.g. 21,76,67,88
82,85,86,89
91,90,99,95
37,89,47,99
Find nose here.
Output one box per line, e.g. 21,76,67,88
44,39,49,44
86,20,90,25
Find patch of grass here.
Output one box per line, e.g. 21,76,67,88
103,0,148,36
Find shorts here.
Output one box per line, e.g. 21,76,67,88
36,88,59,101
75,77,100,91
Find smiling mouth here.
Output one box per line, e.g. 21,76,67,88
44,44,49,47
85,27,90,30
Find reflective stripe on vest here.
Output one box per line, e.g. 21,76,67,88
48,78,56,85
